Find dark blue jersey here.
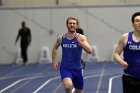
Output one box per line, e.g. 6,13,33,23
123,32,140,78
60,33,82,69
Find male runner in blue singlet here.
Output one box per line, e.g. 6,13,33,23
52,17,92,93
113,12,140,93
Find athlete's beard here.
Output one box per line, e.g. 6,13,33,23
68,30,76,34
68,28,76,33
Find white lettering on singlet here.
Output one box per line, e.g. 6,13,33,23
63,44,77,48
129,45,140,50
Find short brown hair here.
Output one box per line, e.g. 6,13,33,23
66,17,79,25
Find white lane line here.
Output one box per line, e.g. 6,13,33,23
32,73,113,93
96,63,106,93
33,74,102,93
52,83,62,93
0,75,46,93
0,65,52,80
0,72,46,80
108,74,121,93
0,67,25,79
33,74,104,93
33,76,60,93
84,73,111,79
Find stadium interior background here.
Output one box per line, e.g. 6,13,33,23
0,0,140,64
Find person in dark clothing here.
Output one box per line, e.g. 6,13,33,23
76,28,84,35
15,21,31,65
76,28,86,69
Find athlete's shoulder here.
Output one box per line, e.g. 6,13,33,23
121,32,129,40
122,32,129,37
119,32,129,45
79,34,86,40
57,34,63,38
56,34,63,44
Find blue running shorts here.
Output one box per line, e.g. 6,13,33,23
60,67,84,89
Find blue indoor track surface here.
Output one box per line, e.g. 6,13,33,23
0,61,123,93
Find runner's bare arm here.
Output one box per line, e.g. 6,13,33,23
75,34,92,54
52,36,62,71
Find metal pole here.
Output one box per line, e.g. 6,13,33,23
0,0,2,6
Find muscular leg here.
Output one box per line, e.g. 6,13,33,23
74,88,83,93
63,77,73,93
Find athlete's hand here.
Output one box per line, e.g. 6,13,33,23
52,62,58,71
120,61,128,69
74,33,82,44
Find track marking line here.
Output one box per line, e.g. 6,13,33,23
0,75,47,93
52,82,62,93
96,63,106,93
108,74,121,93
33,76,60,93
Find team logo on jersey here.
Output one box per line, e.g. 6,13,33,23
63,44,77,48
129,45,140,50
72,42,74,43
128,42,131,44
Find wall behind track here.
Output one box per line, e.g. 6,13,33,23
0,5,139,64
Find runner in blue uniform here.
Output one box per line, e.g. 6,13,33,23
52,17,92,93
113,12,140,93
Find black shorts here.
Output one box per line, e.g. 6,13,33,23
122,74,140,93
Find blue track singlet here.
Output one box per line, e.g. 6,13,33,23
123,32,140,78
60,33,82,69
